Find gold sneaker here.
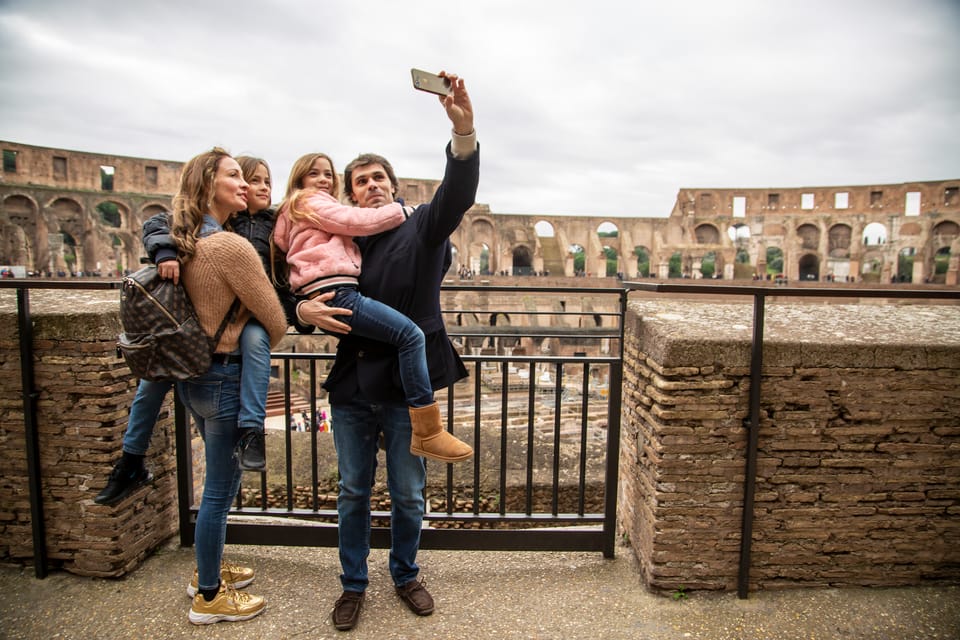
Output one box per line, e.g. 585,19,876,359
188,583,265,625
186,561,255,598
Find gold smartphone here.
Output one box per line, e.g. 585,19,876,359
411,68,451,96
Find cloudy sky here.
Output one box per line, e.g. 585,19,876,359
1,0,958,218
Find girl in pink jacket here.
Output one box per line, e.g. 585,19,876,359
273,153,472,463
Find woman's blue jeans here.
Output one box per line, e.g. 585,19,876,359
330,287,433,407
332,400,426,592
237,320,271,431
176,362,243,592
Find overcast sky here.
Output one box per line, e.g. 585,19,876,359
1,0,958,218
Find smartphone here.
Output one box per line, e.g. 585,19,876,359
411,68,451,96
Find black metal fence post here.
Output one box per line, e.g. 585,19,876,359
17,288,47,578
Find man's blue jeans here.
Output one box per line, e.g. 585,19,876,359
176,362,243,592
237,320,271,430
332,401,426,592
330,287,433,407
122,379,173,456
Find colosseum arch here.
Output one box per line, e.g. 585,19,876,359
695,223,721,245
728,223,753,279
46,197,88,273
930,220,958,284
597,221,620,277
897,247,917,282
796,223,820,251
634,245,651,277
2,193,41,267
469,218,496,275
766,246,784,277
932,220,958,249
828,224,852,258
94,199,138,274
862,222,888,247
798,253,820,281
512,244,534,275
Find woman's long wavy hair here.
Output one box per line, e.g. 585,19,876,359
170,147,232,263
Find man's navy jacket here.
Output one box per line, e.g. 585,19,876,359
323,143,479,405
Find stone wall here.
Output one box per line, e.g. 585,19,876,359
619,300,960,592
0,290,177,576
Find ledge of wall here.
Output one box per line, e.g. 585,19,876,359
619,300,960,592
0,290,178,576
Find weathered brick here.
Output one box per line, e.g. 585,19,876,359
619,301,960,593
0,293,178,577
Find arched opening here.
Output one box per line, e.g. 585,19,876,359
729,224,752,279
931,220,959,246
512,245,534,276
534,220,555,237
798,253,820,281
860,250,884,283
766,247,784,278
929,220,958,284
700,251,717,279
50,232,80,276
602,245,619,277
97,202,122,228
470,219,495,275
634,245,651,277
862,222,888,247
933,247,951,284
898,248,916,283
569,244,586,276
597,222,618,237
828,224,852,258
796,224,820,251
668,251,683,278
826,224,852,281
2,194,38,269
694,224,720,244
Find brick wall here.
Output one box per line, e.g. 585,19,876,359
0,290,177,576
619,300,960,592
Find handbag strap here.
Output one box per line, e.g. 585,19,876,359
210,298,240,351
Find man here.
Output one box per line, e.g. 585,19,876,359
298,71,477,632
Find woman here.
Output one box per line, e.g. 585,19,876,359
170,147,288,625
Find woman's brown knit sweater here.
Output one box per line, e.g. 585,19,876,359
180,231,287,353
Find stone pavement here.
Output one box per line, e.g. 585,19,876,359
1,541,958,640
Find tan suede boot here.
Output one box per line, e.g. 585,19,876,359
408,403,473,462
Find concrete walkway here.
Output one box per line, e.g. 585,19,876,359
2,541,958,639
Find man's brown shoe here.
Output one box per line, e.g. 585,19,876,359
396,578,434,616
332,590,364,631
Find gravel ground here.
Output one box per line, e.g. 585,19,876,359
1,542,958,640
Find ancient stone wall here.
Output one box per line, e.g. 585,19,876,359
4,140,956,285
0,290,177,576
619,300,960,591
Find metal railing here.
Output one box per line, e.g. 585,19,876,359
6,278,957,592
176,285,627,557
